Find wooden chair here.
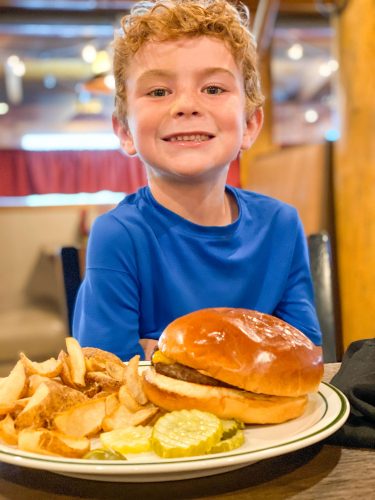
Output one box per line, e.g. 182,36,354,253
60,235,340,360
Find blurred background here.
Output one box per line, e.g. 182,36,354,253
0,0,338,147
0,0,374,374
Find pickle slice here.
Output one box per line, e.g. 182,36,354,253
152,409,222,458
208,429,245,454
220,419,243,440
83,448,126,460
100,426,153,454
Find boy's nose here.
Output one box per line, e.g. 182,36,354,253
170,93,201,117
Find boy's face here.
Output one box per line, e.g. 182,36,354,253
114,36,262,182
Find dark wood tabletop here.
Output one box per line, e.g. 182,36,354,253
1,364,374,500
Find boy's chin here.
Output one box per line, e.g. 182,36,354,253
146,164,231,182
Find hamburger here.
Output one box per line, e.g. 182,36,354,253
142,308,323,424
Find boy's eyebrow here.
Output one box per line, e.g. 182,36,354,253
136,67,237,83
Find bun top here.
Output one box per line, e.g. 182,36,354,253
159,308,323,397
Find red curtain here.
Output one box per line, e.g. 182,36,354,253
0,149,241,196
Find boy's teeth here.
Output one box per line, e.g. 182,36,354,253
169,134,210,142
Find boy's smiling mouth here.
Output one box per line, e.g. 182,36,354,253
162,133,215,143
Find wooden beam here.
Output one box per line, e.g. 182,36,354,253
252,0,280,56
333,0,375,349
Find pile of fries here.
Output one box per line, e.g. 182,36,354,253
0,338,160,458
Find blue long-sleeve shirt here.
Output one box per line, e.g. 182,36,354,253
73,185,321,360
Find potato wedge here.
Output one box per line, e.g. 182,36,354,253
54,397,106,438
101,404,133,432
85,371,122,393
118,384,144,413
0,414,18,445
102,403,159,431
27,374,54,397
125,355,148,405
0,404,15,416
82,347,124,370
15,380,86,430
19,352,62,378
105,393,120,416
58,350,75,388
65,337,86,387
18,428,90,458
0,360,28,408
105,361,126,382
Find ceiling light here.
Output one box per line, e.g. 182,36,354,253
304,109,319,123
327,59,339,72
82,44,97,64
104,74,115,90
287,43,304,61
6,55,26,77
319,63,332,77
92,51,111,74
43,75,57,89
0,102,9,115
319,59,339,77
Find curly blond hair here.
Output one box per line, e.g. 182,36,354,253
113,0,264,121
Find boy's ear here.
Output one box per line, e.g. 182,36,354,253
112,113,137,156
241,107,264,151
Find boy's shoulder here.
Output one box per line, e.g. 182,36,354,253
90,188,148,236
233,186,298,217
96,188,146,219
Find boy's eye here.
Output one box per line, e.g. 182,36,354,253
148,88,170,97
203,86,225,95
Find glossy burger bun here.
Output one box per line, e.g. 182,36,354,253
156,308,323,398
143,367,308,424
142,308,323,423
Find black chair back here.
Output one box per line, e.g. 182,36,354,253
60,247,82,336
308,232,340,362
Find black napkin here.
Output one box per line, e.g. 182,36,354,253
327,338,375,448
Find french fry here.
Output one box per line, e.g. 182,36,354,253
65,337,86,387
125,355,148,405
0,360,28,409
0,414,18,445
18,428,90,458
53,397,107,438
19,352,62,378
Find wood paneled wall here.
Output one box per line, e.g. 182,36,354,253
333,0,375,348
243,143,331,236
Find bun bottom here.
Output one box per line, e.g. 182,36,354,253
143,367,307,424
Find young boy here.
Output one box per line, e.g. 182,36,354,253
73,0,322,360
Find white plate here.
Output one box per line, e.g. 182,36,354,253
0,382,349,482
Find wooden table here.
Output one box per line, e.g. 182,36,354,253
1,364,374,500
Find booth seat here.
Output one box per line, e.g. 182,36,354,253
0,203,110,376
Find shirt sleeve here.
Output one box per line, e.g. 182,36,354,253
273,216,322,345
72,213,144,360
